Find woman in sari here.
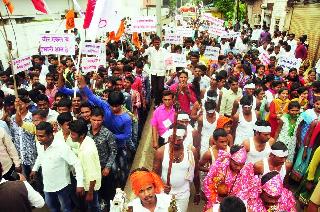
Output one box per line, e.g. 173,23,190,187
269,88,290,138
292,97,320,182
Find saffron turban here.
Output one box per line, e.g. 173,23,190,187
130,170,164,196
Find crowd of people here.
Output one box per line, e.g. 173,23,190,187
0,14,320,212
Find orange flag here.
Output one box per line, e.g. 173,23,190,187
114,20,125,42
65,9,75,30
109,31,115,41
3,0,14,14
132,32,141,49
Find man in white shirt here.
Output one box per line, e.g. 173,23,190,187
0,162,45,211
30,122,84,212
143,36,168,107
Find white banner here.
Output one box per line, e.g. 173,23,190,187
175,27,194,37
202,13,224,26
204,46,220,60
259,52,270,65
81,57,101,73
131,16,157,32
40,34,75,55
12,56,32,74
208,25,226,37
81,42,103,56
164,33,183,45
87,0,122,40
277,57,302,72
220,32,241,39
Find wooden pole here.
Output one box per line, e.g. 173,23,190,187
0,11,18,97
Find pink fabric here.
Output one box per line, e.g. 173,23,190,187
247,174,296,212
203,150,258,210
169,83,197,114
230,147,247,164
83,0,96,29
31,0,48,14
45,86,57,108
150,104,175,136
262,174,283,197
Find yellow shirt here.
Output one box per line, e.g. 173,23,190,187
78,136,101,191
219,88,243,116
307,146,320,181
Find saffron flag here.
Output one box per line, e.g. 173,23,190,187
132,32,141,49
65,10,75,30
108,31,115,41
3,0,14,14
114,20,125,42
31,0,48,14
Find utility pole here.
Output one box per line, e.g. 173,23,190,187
156,0,162,36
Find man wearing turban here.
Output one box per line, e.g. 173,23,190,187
247,171,296,212
128,167,176,211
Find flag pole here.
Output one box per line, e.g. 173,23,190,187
0,11,18,97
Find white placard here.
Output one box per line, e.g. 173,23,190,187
40,34,75,55
315,59,320,74
164,33,183,45
220,32,241,39
81,57,101,73
259,52,270,65
175,15,182,21
277,57,302,71
171,53,187,67
208,25,226,37
81,42,103,56
131,16,157,32
164,53,187,67
204,46,220,60
202,13,224,26
12,56,32,74
175,27,194,38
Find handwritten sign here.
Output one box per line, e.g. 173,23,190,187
208,25,226,37
202,13,224,26
259,52,270,65
277,57,302,72
81,42,103,56
12,56,32,74
81,57,101,73
164,33,183,45
40,34,75,55
220,32,241,39
131,16,157,32
165,53,187,67
175,27,194,38
204,46,220,60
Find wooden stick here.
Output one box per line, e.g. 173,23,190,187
0,12,18,97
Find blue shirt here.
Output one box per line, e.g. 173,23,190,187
82,86,132,148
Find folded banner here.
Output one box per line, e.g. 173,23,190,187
3,0,14,14
31,0,48,14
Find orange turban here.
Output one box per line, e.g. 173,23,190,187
130,170,164,196
216,116,232,129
